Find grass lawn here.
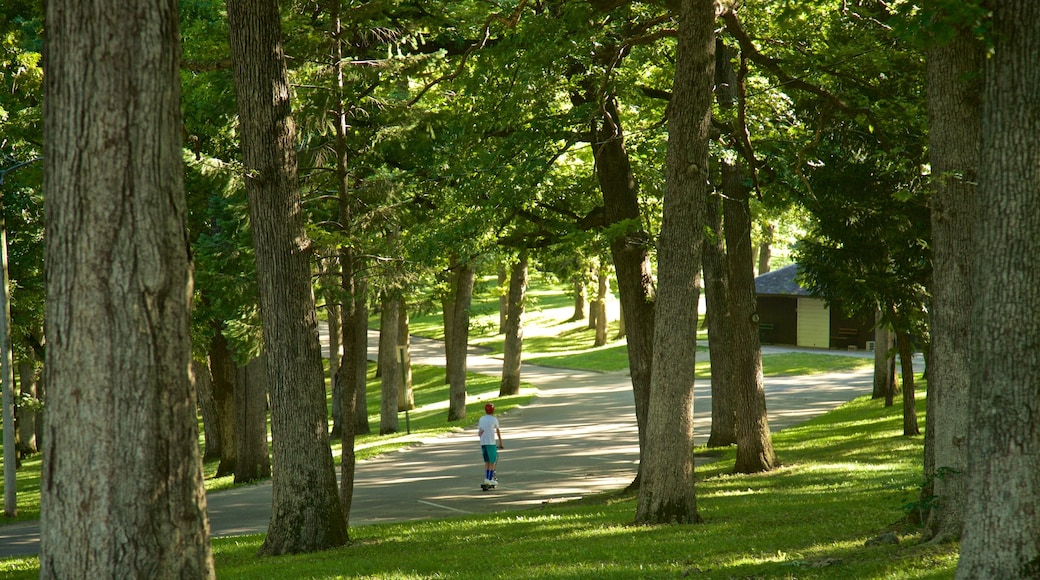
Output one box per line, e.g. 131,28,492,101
1,393,952,579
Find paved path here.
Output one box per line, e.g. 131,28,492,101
0,333,897,558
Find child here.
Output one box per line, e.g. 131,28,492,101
478,403,504,485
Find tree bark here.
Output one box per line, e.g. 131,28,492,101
571,274,587,321
398,300,414,411
896,331,920,437
635,0,714,525
209,329,237,476
234,357,271,482
193,357,221,462
703,192,736,448
921,12,981,544
593,265,609,347
379,294,400,434
16,357,38,456
40,0,214,574
447,260,476,421
227,0,347,553
715,44,776,473
872,314,896,399
594,96,655,489
957,3,1040,576
500,251,528,396
328,279,344,438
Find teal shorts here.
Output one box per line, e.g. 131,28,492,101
482,444,498,464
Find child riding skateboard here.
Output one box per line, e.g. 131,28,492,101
478,403,503,489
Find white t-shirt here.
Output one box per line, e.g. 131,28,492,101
478,414,499,446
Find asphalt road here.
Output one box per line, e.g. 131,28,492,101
0,333,892,558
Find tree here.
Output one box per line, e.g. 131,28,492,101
635,0,715,525
39,0,214,575
917,0,983,544
956,2,1040,576
226,0,347,554
500,250,528,396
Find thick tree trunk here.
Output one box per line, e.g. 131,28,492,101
957,4,1040,576
635,0,714,525
594,97,655,488
447,260,476,421
921,16,980,545
571,275,587,321
872,315,896,399
227,0,347,553
193,358,221,462
500,251,528,396
712,39,776,474
723,160,777,474
40,0,214,574
398,300,414,411
703,193,736,448
379,294,400,435
209,330,237,476
234,357,271,482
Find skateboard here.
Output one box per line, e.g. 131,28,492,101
481,481,497,491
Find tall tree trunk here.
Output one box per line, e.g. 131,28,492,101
757,221,774,274
398,300,414,411
328,279,343,439
872,314,896,399
350,272,371,434
896,331,920,437
193,358,221,462
209,329,237,476
593,265,609,347
227,0,347,553
595,97,655,489
500,251,529,396
41,0,214,574
921,11,981,544
379,294,400,435
716,46,776,474
957,3,1040,576
235,357,271,482
703,192,736,448
447,260,476,421
635,0,714,525
571,273,587,321
16,357,37,456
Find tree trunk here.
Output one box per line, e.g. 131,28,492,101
193,358,221,462
957,4,1040,576
328,285,343,439
209,329,237,476
571,274,587,321
235,357,271,482
872,314,896,399
635,0,714,525
757,221,774,275
227,0,347,553
350,273,371,434
703,192,736,448
398,300,414,411
921,14,981,545
500,251,529,396
40,0,214,573
379,294,400,435
447,260,476,421
715,45,776,473
595,96,655,489
593,265,609,347
896,331,920,437
498,262,508,333
16,357,38,456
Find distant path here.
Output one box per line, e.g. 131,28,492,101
0,333,900,557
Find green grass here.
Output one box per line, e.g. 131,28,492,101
0,394,952,579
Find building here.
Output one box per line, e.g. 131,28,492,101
754,264,876,350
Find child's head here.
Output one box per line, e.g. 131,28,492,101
485,403,495,414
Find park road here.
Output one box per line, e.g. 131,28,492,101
0,332,900,557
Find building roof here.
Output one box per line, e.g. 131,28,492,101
755,264,812,297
